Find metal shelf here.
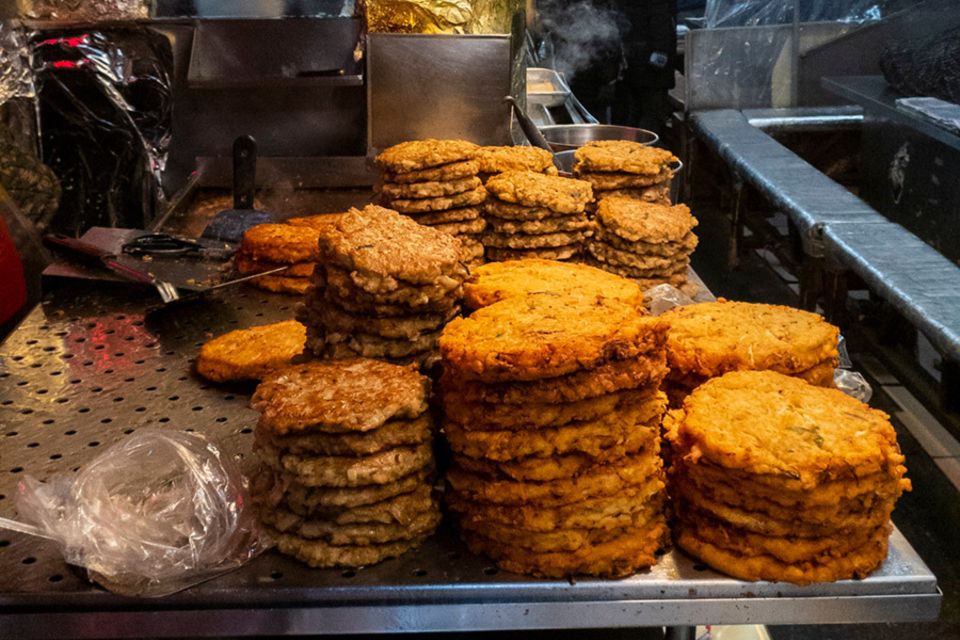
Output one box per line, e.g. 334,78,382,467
0,280,942,637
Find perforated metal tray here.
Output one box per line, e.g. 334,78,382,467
0,281,941,638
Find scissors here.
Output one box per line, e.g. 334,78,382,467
121,233,234,260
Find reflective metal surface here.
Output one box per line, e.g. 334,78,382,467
540,124,658,152
0,278,941,636
367,33,513,150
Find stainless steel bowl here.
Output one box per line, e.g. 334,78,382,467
539,124,659,152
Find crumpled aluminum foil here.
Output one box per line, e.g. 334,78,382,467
18,0,149,21
0,21,34,105
367,0,518,34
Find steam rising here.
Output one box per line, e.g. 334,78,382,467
538,0,625,82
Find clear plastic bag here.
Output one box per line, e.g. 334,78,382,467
11,430,270,597
835,335,873,403
645,283,695,316
705,0,884,28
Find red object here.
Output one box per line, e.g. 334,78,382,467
0,215,27,325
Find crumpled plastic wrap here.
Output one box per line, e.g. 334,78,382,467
645,283,694,316
19,0,149,21
13,430,270,597
705,0,883,28
367,0,519,34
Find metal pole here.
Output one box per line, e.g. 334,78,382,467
665,625,696,640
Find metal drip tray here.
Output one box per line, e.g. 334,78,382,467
0,282,942,637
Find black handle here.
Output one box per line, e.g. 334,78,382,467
233,135,257,209
503,96,553,152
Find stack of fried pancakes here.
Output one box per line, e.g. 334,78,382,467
573,140,677,208
668,370,910,584
439,291,671,578
584,197,698,289
482,170,594,262
251,358,440,568
236,223,321,295
376,139,487,267
299,204,468,367
661,300,840,406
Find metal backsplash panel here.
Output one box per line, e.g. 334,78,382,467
367,33,513,150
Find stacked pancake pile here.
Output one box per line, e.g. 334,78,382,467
476,145,558,182
439,291,671,578
251,358,440,568
236,223,321,295
661,300,840,407
285,212,345,232
573,140,677,209
376,139,487,268
584,197,698,289
482,170,593,262
299,204,468,367
668,370,910,584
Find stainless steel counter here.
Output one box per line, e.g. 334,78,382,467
0,247,942,636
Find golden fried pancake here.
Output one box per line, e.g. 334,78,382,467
251,359,428,434
239,223,322,263
485,215,592,235
463,518,667,578
581,256,689,286
272,528,428,568
444,409,661,461
384,159,480,184
459,504,664,553
485,245,580,262
573,141,677,175
674,527,890,585
594,228,698,257
595,198,697,245
318,264,463,308
477,145,556,174
381,176,481,200
308,326,440,361
285,212,346,231
319,205,467,286
676,511,891,565
678,371,904,485
794,359,839,386
443,387,660,431
441,355,665,405
485,198,578,221
257,414,432,457
586,242,690,274
387,185,487,213
266,467,433,512
485,170,592,214
664,301,840,378
247,274,312,295
407,205,482,225
449,477,665,532
196,320,305,382
257,441,433,487
579,169,673,189
376,139,480,173
440,294,666,382
462,258,643,310
262,502,440,545
445,449,662,507
429,217,487,237
482,230,588,249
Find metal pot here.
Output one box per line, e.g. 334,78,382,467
539,124,659,152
